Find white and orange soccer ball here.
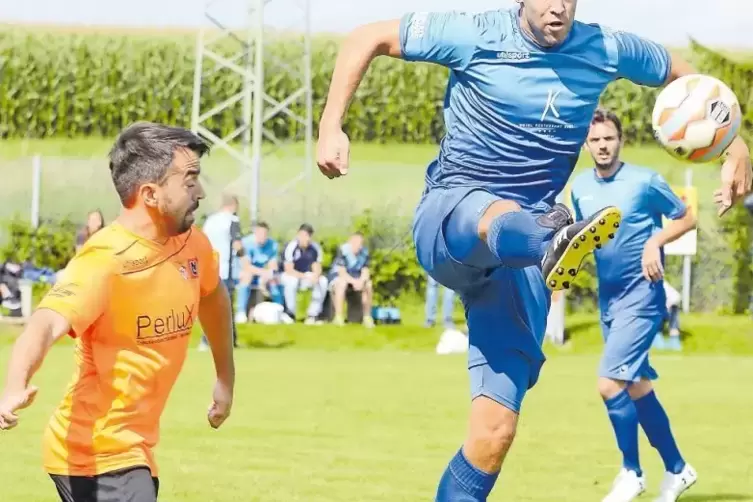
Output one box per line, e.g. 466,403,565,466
652,74,741,163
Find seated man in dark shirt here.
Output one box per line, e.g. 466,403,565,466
280,224,328,324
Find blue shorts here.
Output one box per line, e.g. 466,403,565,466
413,187,551,413
599,313,663,382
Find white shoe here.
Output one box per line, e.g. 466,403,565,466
653,464,697,502
235,312,248,324
602,469,646,502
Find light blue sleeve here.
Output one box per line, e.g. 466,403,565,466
648,173,687,220
569,181,584,222
571,193,584,222
399,11,478,71
612,30,670,87
270,240,279,258
241,235,255,254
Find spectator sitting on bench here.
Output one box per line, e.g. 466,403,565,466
281,223,328,324
328,232,375,328
0,261,23,317
235,221,283,323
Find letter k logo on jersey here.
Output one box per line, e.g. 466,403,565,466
541,89,561,121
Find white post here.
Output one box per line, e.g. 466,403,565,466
31,155,41,228
681,168,693,313
250,0,264,224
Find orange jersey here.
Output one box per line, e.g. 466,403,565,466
37,222,220,477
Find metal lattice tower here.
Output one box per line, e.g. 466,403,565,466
191,0,313,223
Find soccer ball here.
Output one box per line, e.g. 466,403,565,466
651,74,741,163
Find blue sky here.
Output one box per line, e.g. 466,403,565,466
2,0,750,48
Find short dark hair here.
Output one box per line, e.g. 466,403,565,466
255,221,270,230
108,122,210,205
298,223,314,235
590,108,623,139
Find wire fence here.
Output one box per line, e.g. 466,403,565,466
0,153,745,314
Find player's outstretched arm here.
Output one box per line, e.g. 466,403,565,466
317,11,477,178
317,19,402,178
0,309,71,430
198,283,235,429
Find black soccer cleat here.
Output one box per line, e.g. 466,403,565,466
541,206,622,291
537,202,574,231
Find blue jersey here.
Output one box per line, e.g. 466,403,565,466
399,8,670,210
570,164,687,319
329,242,370,280
241,235,279,269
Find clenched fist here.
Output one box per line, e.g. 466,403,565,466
317,127,350,179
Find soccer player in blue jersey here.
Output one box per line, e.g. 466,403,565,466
316,1,752,500
571,109,698,502
234,221,283,323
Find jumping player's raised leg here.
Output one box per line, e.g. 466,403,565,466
413,187,620,501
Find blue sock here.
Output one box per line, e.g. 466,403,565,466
604,390,642,477
436,448,499,502
486,211,557,268
269,283,284,305
634,391,685,474
235,284,251,316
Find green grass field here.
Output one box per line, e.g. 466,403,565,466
1,341,752,501
1,309,753,501
0,139,727,237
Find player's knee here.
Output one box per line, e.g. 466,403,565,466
477,200,521,240
467,398,518,461
598,377,626,399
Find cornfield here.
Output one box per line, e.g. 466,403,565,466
0,30,750,144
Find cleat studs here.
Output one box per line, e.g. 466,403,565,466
613,222,620,228
549,280,557,287
599,219,606,225
608,233,614,239
568,269,576,276
594,236,600,242
596,243,602,249
573,242,579,249
590,227,597,233
580,235,587,242
562,281,570,289
557,267,564,275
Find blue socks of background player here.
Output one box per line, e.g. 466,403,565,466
436,448,499,502
235,284,252,317
486,210,556,268
235,283,285,317
604,390,642,477
634,391,686,474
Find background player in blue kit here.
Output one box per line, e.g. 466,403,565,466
571,110,698,502
316,1,752,500
234,221,283,323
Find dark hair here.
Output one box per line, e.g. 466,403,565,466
108,122,210,205
590,108,623,139
298,223,314,235
255,221,270,230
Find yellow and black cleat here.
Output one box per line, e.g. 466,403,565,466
542,206,622,292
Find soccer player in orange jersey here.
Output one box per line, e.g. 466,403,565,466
0,122,235,502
